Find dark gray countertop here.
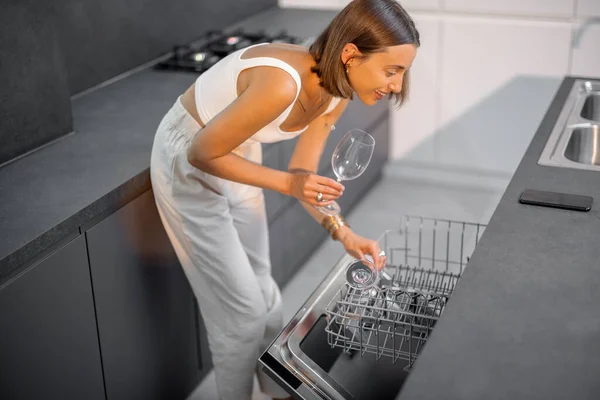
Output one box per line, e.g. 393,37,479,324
398,76,600,399
0,7,338,284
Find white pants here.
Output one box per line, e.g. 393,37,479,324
150,98,287,400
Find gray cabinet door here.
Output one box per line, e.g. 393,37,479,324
283,201,329,279
263,142,290,224
0,235,105,400
85,190,205,400
269,210,289,287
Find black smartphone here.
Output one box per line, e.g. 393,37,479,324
519,189,593,212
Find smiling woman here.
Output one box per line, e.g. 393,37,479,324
149,1,419,399
309,0,420,106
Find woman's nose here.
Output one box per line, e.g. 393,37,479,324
389,78,403,94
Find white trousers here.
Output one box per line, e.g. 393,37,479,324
150,98,287,400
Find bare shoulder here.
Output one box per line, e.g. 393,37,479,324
241,43,309,69
238,43,310,98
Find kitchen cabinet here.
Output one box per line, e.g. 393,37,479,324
283,201,330,279
401,0,442,11
576,0,600,17
438,16,570,173
391,15,440,162
571,23,600,79
0,235,105,399
279,0,343,10
263,142,292,224
269,208,290,287
444,0,574,18
84,190,207,400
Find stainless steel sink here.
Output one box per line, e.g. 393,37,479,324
538,79,600,172
581,93,600,121
564,124,600,165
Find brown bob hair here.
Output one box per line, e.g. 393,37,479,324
309,0,420,106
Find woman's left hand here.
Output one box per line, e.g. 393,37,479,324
337,228,386,270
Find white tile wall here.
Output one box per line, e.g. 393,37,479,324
278,0,342,10
436,17,570,172
280,0,444,11
390,15,440,162
401,0,442,11
444,0,575,18
439,17,571,127
576,0,600,17
571,23,600,78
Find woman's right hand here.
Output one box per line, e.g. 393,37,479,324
287,170,345,206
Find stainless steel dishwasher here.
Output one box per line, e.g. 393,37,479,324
259,215,486,399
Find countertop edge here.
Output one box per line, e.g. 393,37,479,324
0,170,151,286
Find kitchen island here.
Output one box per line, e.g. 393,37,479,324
396,76,600,400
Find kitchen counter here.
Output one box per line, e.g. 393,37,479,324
398,76,600,400
0,8,339,285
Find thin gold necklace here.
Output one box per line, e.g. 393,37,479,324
297,87,328,113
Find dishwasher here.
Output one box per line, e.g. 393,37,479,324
259,215,486,399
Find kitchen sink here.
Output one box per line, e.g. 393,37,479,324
538,79,600,172
581,93,600,121
564,125,600,166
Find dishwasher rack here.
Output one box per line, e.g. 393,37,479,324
324,215,486,369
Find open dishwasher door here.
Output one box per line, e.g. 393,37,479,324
259,216,486,400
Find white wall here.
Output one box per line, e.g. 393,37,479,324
279,0,600,188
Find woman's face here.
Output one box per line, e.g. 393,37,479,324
343,44,417,106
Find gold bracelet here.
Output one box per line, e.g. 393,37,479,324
320,215,336,233
332,215,349,241
321,215,350,241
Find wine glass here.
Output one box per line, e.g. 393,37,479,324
315,128,375,216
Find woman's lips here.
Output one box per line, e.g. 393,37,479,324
374,90,384,100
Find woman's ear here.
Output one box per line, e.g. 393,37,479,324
341,43,360,64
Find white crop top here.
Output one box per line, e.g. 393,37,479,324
194,43,341,144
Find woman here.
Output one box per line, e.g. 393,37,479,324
150,0,419,398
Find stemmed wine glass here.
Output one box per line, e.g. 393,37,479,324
315,128,375,216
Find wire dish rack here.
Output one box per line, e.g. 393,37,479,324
324,215,486,369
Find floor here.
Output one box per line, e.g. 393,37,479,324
187,174,505,400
